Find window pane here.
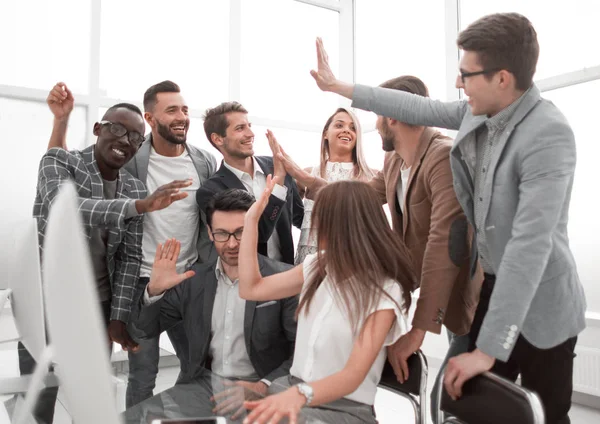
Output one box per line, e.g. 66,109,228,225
543,81,600,312
460,0,600,80
240,0,339,125
100,0,229,108
0,99,86,218
355,0,447,128
248,124,321,170
0,0,90,93
187,117,222,163
361,130,386,173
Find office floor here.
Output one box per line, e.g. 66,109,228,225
1,342,599,424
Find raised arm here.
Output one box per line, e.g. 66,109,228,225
47,82,74,151
37,149,193,229
311,37,467,130
238,175,304,301
266,132,327,201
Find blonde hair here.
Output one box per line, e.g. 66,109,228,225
319,108,375,181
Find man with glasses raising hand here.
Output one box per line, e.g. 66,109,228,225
26,82,193,423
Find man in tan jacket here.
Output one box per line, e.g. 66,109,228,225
271,75,481,423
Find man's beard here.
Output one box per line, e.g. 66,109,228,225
381,135,395,152
156,120,187,145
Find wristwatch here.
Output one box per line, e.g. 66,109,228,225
296,383,314,406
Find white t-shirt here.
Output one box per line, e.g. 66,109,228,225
140,147,200,276
289,254,408,405
395,165,411,214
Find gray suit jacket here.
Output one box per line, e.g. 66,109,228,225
130,255,297,383
34,146,146,322
352,84,586,361
124,135,218,263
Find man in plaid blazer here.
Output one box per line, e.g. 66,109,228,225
22,83,191,424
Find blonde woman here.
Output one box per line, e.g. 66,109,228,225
295,108,375,264
239,179,416,424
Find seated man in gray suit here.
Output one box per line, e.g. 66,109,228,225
302,14,586,424
130,189,297,411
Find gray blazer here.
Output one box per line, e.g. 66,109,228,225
124,135,218,263
130,255,297,383
352,84,586,361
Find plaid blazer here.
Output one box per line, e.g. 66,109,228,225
33,146,147,322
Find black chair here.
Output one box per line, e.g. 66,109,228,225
378,350,428,424
436,369,545,424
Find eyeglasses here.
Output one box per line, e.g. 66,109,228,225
98,121,145,147
211,229,244,243
459,68,501,83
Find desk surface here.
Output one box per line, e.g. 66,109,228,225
122,369,308,424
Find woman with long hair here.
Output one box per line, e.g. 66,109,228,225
294,107,375,264
238,178,416,424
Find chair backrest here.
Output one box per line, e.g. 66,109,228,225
42,181,121,424
8,218,46,361
439,370,545,424
379,350,427,396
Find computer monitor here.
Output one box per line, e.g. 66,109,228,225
42,181,120,424
9,218,46,362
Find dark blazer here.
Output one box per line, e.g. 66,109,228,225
196,156,304,265
130,255,298,383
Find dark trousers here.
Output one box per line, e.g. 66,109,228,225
469,273,577,424
126,277,190,408
17,299,112,424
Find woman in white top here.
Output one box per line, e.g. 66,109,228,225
238,179,416,424
295,107,375,264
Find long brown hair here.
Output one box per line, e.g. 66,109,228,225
319,108,375,182
297,181,416,330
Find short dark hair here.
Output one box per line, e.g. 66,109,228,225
379,75,429,97
205,189,255,228
457,13,539,91
143,80,181,112
102,103,143,119
203,101,248,150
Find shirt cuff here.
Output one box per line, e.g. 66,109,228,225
260,379,271,387
126,200,140,219
143,284,165,305
271,184,288,201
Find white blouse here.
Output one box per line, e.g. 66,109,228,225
289,254,408,405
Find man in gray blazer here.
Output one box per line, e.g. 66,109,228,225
302,14,586,424
123,81,218,407
130,189,297,419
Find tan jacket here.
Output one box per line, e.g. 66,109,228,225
370,127,482,335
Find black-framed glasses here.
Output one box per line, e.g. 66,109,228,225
459,68,501,83
211,229,244,243
98,121,145,147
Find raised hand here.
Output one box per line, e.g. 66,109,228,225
310,37,337,92
244,174,279,224
136,179,193,214
47,82,74,121
147,239,196,297
266,130,286,181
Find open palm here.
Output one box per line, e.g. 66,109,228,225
149,239,195,295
